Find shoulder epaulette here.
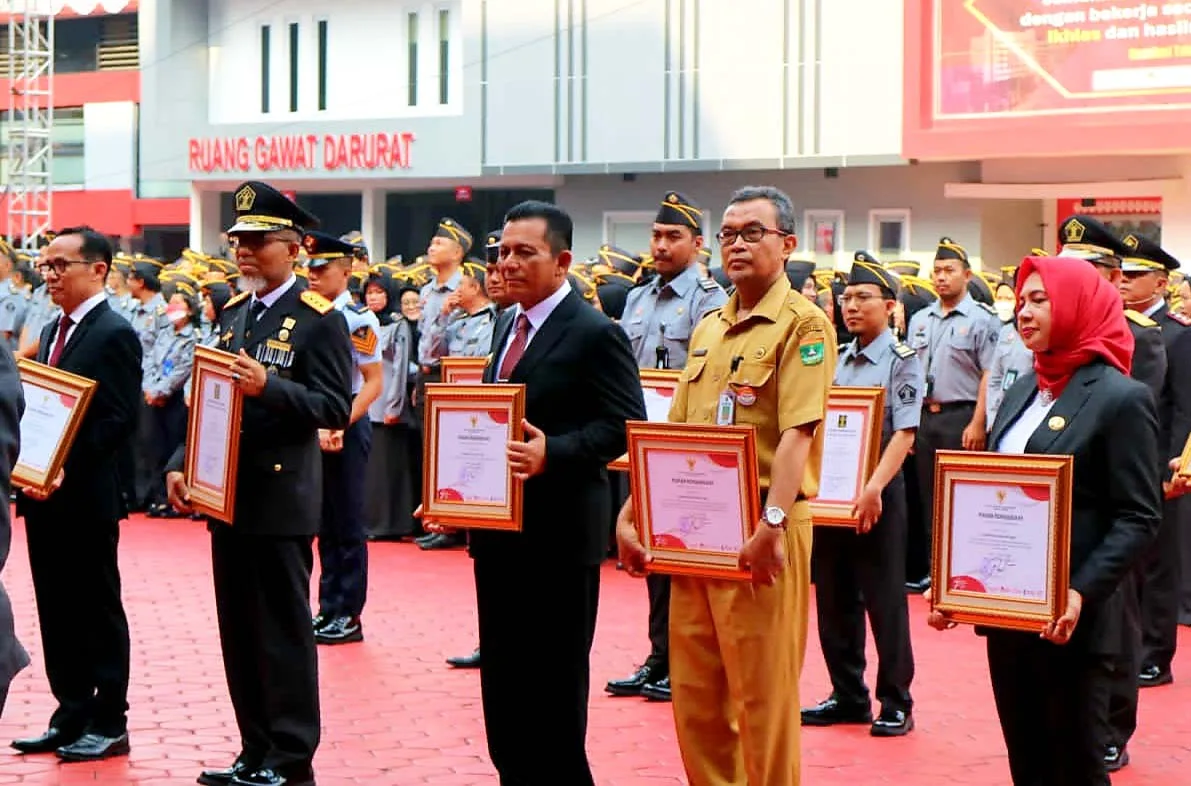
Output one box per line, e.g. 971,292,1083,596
893,341,915,359
697,276,720,292
224,291,250,310
1125,309,1159,328
347,302,369,314
301,290,334,315
1168,310,1191,327
156,304,167,316
977,302,997,316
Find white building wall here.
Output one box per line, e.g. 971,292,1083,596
83,101,138,191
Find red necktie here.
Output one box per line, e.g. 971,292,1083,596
48,315,73,367
497,314,531,381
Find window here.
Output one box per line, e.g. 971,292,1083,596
438,9,450,104
260,25,271,113
0,108,85,186
803,210,844,269
407,13,419,106
317,20,328,111
288,23,299,112
602,211,655,248
868,209,911,260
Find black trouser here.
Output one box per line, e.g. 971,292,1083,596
132,400,157,509
24,514,130,737
1140,496,1183,672
914,402,975,577
987,630,1111,786
812,474,914,712
1103,569,1142,750
475,555,599,786
645,574,670,672
318,418,372,619
211,527,319,774
147,391,188,508
902,451,928,583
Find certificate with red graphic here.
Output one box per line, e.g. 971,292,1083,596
13,359,97,494
422,383,525,530
626,422,760,580
930,451,1073,632
610,369,682,472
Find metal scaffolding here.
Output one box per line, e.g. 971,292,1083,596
4,1,54,251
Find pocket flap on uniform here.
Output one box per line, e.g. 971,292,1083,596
730,361,775,388
680,359,706,382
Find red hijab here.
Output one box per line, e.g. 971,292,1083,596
1015,255,1133,399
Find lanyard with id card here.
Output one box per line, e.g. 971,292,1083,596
716,355,744,426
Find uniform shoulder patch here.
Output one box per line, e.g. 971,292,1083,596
1125,309,1159,328
697,276,720,292
156,304,167,315
224,291,250,310
977,302,998,316
300,290,334,315
351,324,379,355
347,302,369,314
1168,310,1191,327
893,341,915,359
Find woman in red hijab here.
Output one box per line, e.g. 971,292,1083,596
929,256,1160,786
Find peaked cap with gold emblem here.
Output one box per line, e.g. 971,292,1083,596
303,230,363,268
655,190,703,234
228,181,320,235
1056,215,1128,266
1120,232,1180,273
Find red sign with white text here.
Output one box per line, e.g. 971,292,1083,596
905,1,1191,158
1052,197,1163,248
188,132,416,174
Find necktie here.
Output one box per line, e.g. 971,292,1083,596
48,315,73,367
251,300,267,321
497,314,531,381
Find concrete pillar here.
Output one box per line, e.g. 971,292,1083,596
1161,157,1191,261
361,188,387,263
189,183,221,253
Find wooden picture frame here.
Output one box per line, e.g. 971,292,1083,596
930,450,1074,632
626,421,761,580
811,386,886,527
441,356,490,385
609,368,683,472
422,383,526,530
13,359,98,493
184,345,245,521
1176,430,1191,477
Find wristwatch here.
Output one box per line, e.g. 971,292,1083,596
763,505,788,530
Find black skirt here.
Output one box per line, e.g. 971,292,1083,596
364,422,423,539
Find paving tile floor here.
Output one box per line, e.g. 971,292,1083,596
0,516,1187,784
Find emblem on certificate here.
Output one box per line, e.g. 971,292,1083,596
625,421,761,580
183,345,245,522
810,387,886,528
441,356,489,385
930,451,1074,632
609,369,682,472
422,383,526,530
13,360,98,494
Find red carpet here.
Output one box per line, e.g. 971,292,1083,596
0,516,1187,784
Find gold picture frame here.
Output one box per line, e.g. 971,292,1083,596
13,359,98,493
811,386,886,528
609,368,682,472
441,356,490,385
626,421,761,581
184,345,244,521
930,450,1074,632
422,383,526,530
1176,430,1191,477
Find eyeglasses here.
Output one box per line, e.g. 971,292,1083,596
35,257,89,276
838,293,883,306
229,235,288,250
715,225,789,245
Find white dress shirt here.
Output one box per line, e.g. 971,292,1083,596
249,274,298,315
497,279,573,373
996,390,1055,454
50,289,108,349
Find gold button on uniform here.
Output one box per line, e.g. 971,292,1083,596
273,464,282,472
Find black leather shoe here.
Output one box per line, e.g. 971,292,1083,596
413,533,437,546
11,726,80,754
1105,745,1130,772
905,576,931,594
446,647,481,668
1138,664,1173,687
870,708,914,737
56,732,130,761
232,767,315,786
606,663,665,697
314,616,363,645
641,676,672,702
801,696,873,726
418,533,462,551
198,760,256,786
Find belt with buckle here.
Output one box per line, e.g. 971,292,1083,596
924,400,976,415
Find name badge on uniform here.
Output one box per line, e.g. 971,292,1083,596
1002,369,1018,391
716,390,736,426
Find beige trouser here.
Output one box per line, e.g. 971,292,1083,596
670,503,813,786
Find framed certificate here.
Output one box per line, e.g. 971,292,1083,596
13,359,98,493
930,450,1074,632
609,369,682,472
184,345,244,521
811,386,885,527
422,383,525,530
626,421,761,580
1176,431,1191,477
441,356,489,385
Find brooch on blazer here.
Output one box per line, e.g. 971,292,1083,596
1047,416,1066,431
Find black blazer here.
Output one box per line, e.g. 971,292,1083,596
17,299,142,525
168,283,352,536
0,345,29,688
989,362,1161,652
471,290,646,565
1127,316,1165,406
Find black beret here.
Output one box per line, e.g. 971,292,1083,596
847,252,898,297
655,191,703,234
434,217,473,254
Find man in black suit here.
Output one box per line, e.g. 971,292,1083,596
0,343,30,716
167,182,353,786
475,201,646,785
12,226,141,761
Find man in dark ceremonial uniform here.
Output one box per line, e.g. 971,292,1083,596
166,181,352,786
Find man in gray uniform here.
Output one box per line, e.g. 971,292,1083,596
802,254,920,737
605,190,727,703
416,218,471,386
906,238,1000,590
127,261,174,512
0,243,29,352
427,262,497,360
